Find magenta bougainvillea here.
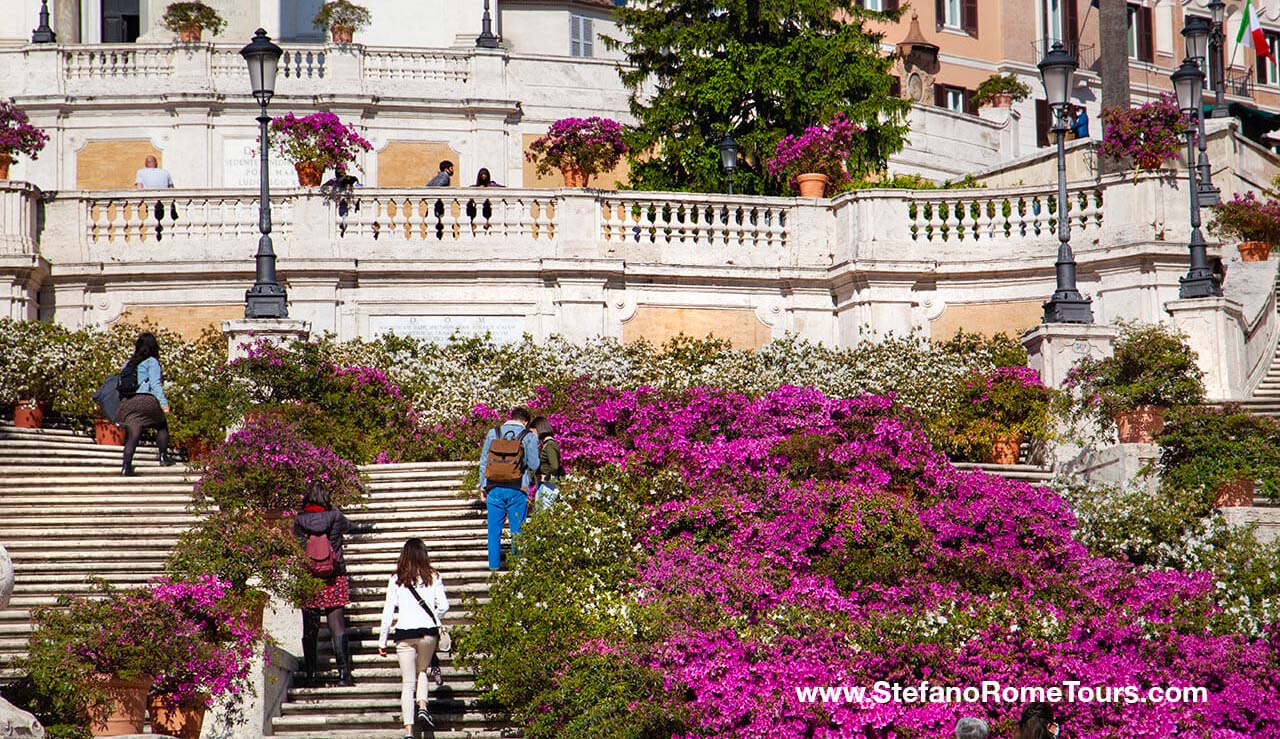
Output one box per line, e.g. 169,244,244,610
269,111,371,171
526,116,629,177
0,100,48,162
766,113,864,193
1100,95,1188,173
472,384,1280,739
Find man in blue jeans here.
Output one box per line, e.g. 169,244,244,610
478,406,540,570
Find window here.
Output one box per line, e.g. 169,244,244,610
1044,0,1080,46
934,84,976,114
102,0,140,43
936,0,978,35
857,0,900,11
570,14,595,57
1127,4,1154,62
1260,31,1280,85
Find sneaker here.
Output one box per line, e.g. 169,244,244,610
431,665,443,686
417,706,434,727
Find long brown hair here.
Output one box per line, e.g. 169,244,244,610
395,538,438,587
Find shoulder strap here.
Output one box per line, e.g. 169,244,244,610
408,585,439,626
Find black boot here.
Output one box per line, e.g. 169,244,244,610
333,634,355,686
121,465,136,476
158,451,175,467
301,633,318,687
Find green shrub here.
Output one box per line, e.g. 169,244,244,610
1155,404,1280,502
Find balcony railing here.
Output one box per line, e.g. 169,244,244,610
1225,68,1255,100
1029,40,1099,73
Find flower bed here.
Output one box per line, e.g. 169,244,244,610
459,385,1280,738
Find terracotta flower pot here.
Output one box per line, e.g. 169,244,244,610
796,173,830,198
331,25,354,43
0,155,10,180
148,694,207,739
987,92,1014,108
1213,477,1254,507
94,418,127,446
1114,405,1167,443
86,673,153,736
295,161,324,187
182,437,217,463
178,24,202,42
984,433,1023,465
1238,241,1272,262
13,399,44,429
561,166,589,188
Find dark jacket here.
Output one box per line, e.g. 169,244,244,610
293,509,352,576
538,437,563,480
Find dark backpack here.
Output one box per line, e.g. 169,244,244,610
305,532,339,579
485,427,530,487
118,361,140,397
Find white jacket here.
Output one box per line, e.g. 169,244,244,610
377,574,450,649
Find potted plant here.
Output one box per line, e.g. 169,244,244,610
932,366,1055,464
2,322,64,429
972,73,1032,108
1154,404,1280,507
526,116,629,188
192,416,368,514
0,101,48,180
765,113,863,198
313,0,372,44
167,509,324,618
1207,191,1280,262
160,2,226,42
145,576,264,739
1099,94,1188,178
269,111,372,187
24,581,190,736
1063,321,1206,443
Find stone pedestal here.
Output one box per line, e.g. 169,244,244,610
1021,322,1118,390
222,319,312,362
1059,442,1160,491
1165,297,1246,402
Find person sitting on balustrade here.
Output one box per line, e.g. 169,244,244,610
134,156,173,190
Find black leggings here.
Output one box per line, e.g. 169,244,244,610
303,606,347,642
123,425,168,469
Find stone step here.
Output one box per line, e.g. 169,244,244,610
271,730,507,739
269,707,504,732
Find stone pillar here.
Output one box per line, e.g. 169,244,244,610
977,105,1021,162
1165,296,1247,402
222,318,312,362
552,275,609,341
1020,322,1118,390
53,0,81,42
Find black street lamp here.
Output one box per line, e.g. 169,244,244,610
718,134,739,195
1182,15,1220,205
240,29,289,319
1208,0,1228,117
1171,57,1222,299
1037,42,1094,323
476,0,499,48
31,0,56,43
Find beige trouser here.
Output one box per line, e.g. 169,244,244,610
395,635,439,726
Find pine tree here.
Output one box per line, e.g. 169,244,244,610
605,0,911,195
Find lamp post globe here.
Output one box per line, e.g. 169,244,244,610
1171,57,1205,113
240,29,289,320
718,134,739,195
1209,0,1225,26
1037,42,1077,109
1182,15,1210,62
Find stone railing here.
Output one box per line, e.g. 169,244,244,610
599,192,790,249
328,189,556,243
0,182,40,255
78,190,293,245
900,184,1104,244
4,42,475,100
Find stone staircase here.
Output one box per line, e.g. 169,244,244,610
0,423,507,738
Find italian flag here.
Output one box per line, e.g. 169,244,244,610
1237,0,1276,63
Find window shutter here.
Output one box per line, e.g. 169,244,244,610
965,89,979,115
962,0,979,35
1139,6,1154,62
890,76,901,97
584,18,595,57
1035,98,1051,148
570,15,581,56
1065,0,1080,46
936,0,945,29
934,84,946,107
884,0,899,12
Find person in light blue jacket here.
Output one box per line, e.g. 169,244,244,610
116,332,172,475
477,406,540,570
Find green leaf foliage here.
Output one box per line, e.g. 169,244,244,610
1155,403,1280,503
605,0,910,194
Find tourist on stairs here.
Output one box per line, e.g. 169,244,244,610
378,538,450,737
478,406,540,570
294,481,354,687
116,331,172,476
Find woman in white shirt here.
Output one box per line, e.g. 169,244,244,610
377,538,449,737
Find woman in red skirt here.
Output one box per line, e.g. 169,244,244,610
293,481,354,686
